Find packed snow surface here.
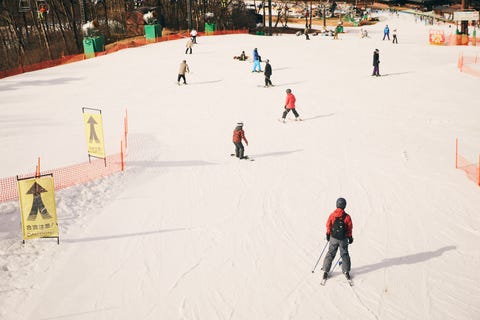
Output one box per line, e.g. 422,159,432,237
1,11,479,320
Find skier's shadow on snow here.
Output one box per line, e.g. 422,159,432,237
126,160,217,167
188,79,223,85
353,245,456,276
380,71,411,77
252,149,303,159
63,228,189,243
302,113,335,121
274,81,305,87
0,77,83,91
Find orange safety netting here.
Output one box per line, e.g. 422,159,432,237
455,139,480,187
0,29,248,80
0,112,128,203
0,152,125,203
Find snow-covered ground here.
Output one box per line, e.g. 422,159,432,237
1,11,480,320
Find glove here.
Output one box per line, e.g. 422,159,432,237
348,237,353,244
326,233,330,241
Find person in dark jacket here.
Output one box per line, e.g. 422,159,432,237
372,49,380,77
321,197,354,280
232,122,248,159
264,59,273,87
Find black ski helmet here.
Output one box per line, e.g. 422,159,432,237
336,198,347,209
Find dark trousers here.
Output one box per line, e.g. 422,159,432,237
392,35,398,43
372,65,380,76
322,237,351,273
185,48,192,54
192,36,197,43
177,74,186,84
265,75,272,86
233,142,244,158
282,108,299,119
383,33,390,40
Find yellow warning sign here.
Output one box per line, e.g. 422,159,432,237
83,112,106,158
17,176,59,240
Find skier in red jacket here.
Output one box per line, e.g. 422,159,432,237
321,197,353,281
281,88,301,123
232,122,248,159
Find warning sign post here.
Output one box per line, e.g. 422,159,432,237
82,107,106,165
17,174,59,244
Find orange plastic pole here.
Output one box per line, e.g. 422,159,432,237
120,140,124,172
35,157,41,177
478,154,480,186
124,109,128,149
455,138,458,168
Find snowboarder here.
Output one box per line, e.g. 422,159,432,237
383,24,390,40
232,122,248,159
264,59,273,87
281,89,301,122
252,48,262,72
392,28,398,44
185,38,193,54
321,198,353,281
177,60,190,85
372,49,380,77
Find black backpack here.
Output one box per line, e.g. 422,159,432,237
331,213,347,240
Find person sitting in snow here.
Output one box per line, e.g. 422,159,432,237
234,51,248,61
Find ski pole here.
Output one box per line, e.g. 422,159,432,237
311,241,329,273
331,256,342,274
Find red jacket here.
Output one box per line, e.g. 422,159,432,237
285,93,296,109
326,208,353,238
233,128,248,144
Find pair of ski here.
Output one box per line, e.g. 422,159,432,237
320,273,354,286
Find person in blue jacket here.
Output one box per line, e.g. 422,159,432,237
252,48,262,72
383,25,390,40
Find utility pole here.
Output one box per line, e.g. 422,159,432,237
79,0,87,24
268,0,272,35
187,0,192,30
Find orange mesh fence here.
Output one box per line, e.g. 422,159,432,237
0,111,128,203
0,29,248,79
0,153,124,203
455,139,480,187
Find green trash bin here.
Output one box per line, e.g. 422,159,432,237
256,31,265,36
205,22,215,34
83,36,104,58
144,24,162,41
